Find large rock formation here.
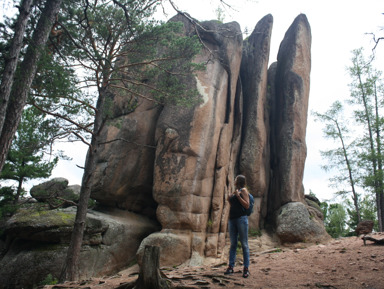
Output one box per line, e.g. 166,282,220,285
0,207,159,288
0,13,330,288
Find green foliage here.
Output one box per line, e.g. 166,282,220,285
0,107,59,190
39,273,58,286
0,186,18,219
346,195,379,232
0,106,63,207
324,203,347,238
46,0,205,141
249,228,262,237
110,20,204,109
313,101,357,180
214,6,226,23
320,201,328,221
53,2,206,280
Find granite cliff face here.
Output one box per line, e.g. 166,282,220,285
0,13,329,288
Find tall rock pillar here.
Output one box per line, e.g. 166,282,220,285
269,14,311,218
239,14,273,230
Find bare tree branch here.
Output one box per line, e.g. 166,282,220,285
109,84,160,103
98,137,156,149
31,93,98,112
31,102,95,135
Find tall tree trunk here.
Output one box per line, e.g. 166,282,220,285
0,0,63,172
336,121,361,222
60,86,109,282
357,72,382,231
59,149,96,281
13,176,24,204
0,0,33,134
373,82,384,231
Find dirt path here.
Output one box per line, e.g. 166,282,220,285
46,233,384,289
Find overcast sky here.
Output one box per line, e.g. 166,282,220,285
157,0,384,202
2,0,383,202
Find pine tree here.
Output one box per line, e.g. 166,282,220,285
348,48,384,231
0,0,63,171
0,106,59,203
313,101,362,222
57,0,204,281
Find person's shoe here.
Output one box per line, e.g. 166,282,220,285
224,266,234,275
243,267,250,278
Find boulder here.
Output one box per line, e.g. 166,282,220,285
356,220,374,236
276,202,330,243
239,14,273,230
29,178,81,208
136,231,191,267
0,207,159,289
30,178,68,201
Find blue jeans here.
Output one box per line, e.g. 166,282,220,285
228,215,250,268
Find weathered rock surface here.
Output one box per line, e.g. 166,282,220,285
276,202,330,243
305,194,324,220
90,81,161,219
356,220,374,236
0,207,159,288
269,14,312,213
30,178,67,200
149,15,243,266
240,14,273,230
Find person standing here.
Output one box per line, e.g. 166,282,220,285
224,174,250,278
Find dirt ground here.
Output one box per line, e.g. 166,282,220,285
46,232,384,289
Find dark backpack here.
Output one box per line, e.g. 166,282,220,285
245,193,254,216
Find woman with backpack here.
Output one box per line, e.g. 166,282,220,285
224,174,251,278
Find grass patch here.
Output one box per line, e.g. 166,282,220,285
249,229,262,237
39,274,58,286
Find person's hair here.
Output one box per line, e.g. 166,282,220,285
235,175,246,189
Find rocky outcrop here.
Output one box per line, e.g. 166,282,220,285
90,13,326,262
0,13,330,288
0,207,159,288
